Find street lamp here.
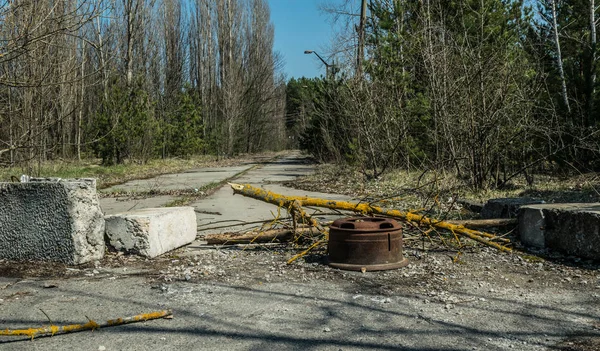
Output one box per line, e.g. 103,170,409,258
304,50,333,79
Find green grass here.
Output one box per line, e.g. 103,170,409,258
0,154,263,189
162,163,261,207
163,181,221,207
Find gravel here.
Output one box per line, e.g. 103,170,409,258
0,240,598,350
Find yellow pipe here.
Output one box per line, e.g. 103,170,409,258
230,183,511,252
0,310,172,340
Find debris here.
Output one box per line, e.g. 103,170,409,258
328,217,409,271
445,218,517,229
229,183,512,253
204,227,316,245
0,310,172,340
287,239,326,264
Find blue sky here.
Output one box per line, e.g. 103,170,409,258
268,0,337,79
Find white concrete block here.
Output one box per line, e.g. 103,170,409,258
105,207,196,257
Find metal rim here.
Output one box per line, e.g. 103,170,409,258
330,217,401,233
328,258,409,272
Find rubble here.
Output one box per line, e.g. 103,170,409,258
105,207,196,258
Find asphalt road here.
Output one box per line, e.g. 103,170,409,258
1,152,599,350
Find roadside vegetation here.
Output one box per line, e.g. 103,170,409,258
289,164,600,220
0,153,269,189
2,0,600,201
286,0,600,193
0,0,286,172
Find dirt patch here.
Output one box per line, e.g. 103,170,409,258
1,237,597,295
555,336,600,351
0,260,71,279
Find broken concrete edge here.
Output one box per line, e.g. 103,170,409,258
518,203,600,260
66,180,106,264
456,198,484,213
29,177,95,184
104,207,197,258
0,178,105,265
481,197,545,219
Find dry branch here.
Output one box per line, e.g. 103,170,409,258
445,218,517,229
229,183,512,252
205,227,317,244
0,310,172,340
228,183,327,234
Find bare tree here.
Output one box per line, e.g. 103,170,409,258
548,0,571,113
0,0,102,165
0,0,285,168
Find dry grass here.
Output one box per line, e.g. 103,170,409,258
288,164,600,219
0,152,279,189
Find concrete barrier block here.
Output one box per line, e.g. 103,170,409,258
518,203,600,259
481,197,545,219
518,206,546,248
0,178,105,264
105,207,196,257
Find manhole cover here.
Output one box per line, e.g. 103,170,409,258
328,217,409,271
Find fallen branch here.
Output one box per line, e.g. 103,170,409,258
204,227,317,245
287,239,326,264
445,218,517,229
0,310,172,340
228,183,327,235
230,183,511,252
197,218,294,231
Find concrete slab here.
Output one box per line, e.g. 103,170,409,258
0,178,105,264
0,249,598,351
105,207,196,257
234,159,315,183
194,156,353,235
519,203,600,259
481,197,545,219
100,195,177,215
101,165,253,193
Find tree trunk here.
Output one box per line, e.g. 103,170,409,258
551,0,571,113
356,0,367,80
589,0,596,124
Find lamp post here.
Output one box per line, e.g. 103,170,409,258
304,50,334,79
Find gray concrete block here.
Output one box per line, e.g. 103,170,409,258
105,207,196,257
457,198,484,213
518,206,546,248
481,197,545,219
0,178,105,264
518,203,600,259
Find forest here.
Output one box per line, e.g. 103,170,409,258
1,0,600,190
287,0,600,189
0,0,285,167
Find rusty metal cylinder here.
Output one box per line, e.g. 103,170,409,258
328,217,409,271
